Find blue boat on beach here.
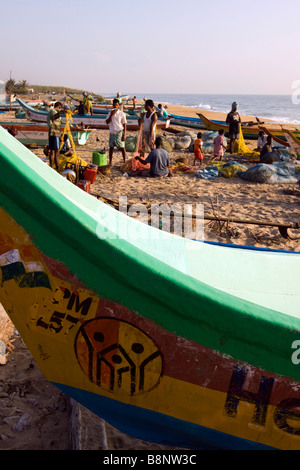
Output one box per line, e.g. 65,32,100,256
170,113,226,129
16,98,170,131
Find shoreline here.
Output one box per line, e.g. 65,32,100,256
7,93,300,128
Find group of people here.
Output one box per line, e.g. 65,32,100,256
105,97,171,177
47,96,277,178
46,94,171,178
191,102,241,165
191,102,280,165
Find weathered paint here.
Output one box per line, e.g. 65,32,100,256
0,210,299,449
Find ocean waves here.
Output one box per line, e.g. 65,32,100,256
125,93,300,124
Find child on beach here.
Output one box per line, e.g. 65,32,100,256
193,132,203,166
213,129,226,161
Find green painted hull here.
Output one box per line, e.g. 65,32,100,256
0,126,299,378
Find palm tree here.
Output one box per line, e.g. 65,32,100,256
19,80,29,89
5,78,16,93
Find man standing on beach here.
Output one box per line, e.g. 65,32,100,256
47,101,63,170
226,102,241,154
105,98,127,164
139,99,158,156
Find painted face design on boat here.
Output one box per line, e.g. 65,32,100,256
75,318,163,396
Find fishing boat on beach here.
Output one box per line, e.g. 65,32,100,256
0,121,92,146
198,113,300,141
0,126,299,450
67,93,141,115
170,114,206,129
170,114,228,130
17,99,170,131
0,99,43,111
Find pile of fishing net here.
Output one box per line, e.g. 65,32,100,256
194,167,219,180
217,161,248,178
260,147,297,164
164,130,194,150
239,161,300,184
57,154,88,174
170,161,196,174
120,157,150,173
234,124,260,158
195,161,248,179
125,136,137,153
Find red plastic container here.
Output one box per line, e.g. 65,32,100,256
76,180,90,193
83,164,98,184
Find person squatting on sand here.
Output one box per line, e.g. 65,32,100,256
256,130,267,152
47,101,63,170
226,101,241,154
105,98,127,165
259,136,276,163
133,136,171,177
139,99,158,157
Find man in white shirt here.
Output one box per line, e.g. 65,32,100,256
256,130,267,152
105,99,127,164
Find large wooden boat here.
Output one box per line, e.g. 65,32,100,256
0,121,91,146
67,93,141,114
0,126,300,450
0,99,43,111
170,114,206,129
170,113,228,130
17,99,169,131
198,113,300,141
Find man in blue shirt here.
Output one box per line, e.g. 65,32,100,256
134,136,171,177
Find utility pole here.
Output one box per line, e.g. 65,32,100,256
9,70,12,111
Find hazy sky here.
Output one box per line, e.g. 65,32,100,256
1,0,299,95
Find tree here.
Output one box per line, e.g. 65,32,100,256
5,78,16,94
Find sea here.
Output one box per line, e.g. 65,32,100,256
113,94,300,125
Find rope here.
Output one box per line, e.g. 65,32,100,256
59,111,81,179
60,111,77,156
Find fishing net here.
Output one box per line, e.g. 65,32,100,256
205,161,247,179
234,124,260,158
239,161,300,184
58,154,88,174
125,136,137,153
219,161,248,178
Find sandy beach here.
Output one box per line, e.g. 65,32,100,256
0,95,300,450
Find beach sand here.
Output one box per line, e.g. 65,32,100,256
0,96,300,450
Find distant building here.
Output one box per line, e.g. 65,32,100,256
0,80,6,102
